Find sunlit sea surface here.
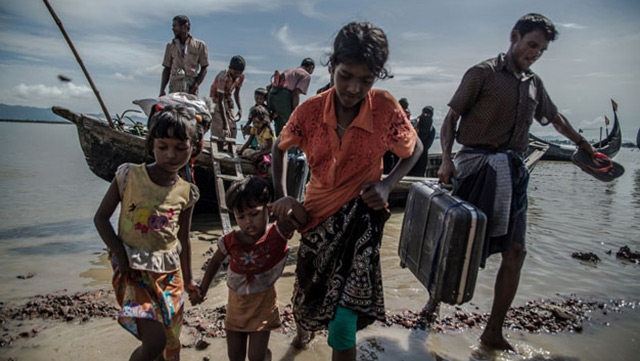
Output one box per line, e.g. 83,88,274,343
1,121,639,360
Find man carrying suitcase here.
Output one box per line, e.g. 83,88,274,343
436,13,595,351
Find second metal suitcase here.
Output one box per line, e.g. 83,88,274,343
398,181,487,305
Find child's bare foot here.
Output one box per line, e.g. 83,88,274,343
422,300,440,323
291,325,315,350
479,333,515,352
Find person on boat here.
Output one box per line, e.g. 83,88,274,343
242,87,270,143
191,176,307,361
160,15,209,96
435,13,596,351
94,105,202,361
210,55,245,139
269,22,422,361
267,58,315,135
408,105,436,177
398,97,411,120
238,105,275,175
383,97,410,174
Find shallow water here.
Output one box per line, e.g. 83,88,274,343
1,122,639,360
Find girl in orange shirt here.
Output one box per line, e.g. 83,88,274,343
270,22,423,361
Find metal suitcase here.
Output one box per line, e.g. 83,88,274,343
398,182,487,305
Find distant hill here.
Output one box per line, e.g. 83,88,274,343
0,103,148,124
0,103,71,123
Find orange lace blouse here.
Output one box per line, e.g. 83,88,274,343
278,88,417,222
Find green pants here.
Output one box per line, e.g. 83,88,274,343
267,86,293,136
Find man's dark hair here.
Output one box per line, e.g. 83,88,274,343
329,22,390,79
254,87,268,97
398,98,409,109
229,55,246,72
226,176,271,213
513,13,558,41
173,15,190,27
301,58,315,68
422,105,434,115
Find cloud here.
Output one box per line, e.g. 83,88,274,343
0,30,70,62
297,0,326,19
113,72,135,81
399,31,436,41
274,24,331,56
14,83,93,99
243,66,273,76
0,29,161,71
559,23,587,30
387,64,457,84
575,72,615,78
13,0,286,29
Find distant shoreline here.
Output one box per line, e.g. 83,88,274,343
0,119,70,125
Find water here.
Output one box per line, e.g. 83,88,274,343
1,121,639,360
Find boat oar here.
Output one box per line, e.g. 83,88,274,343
42,0,114,128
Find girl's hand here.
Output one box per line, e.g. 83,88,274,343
115,252,138,280
187,283,204,305
360,182,390,210
268,197,302,234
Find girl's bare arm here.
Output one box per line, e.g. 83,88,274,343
361,138,423,210
271,137,288,198
94,180,121,250
94,180,131,275
177,206,195,287
239,134,255,155
196,248,226,302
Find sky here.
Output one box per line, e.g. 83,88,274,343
1,0,639,141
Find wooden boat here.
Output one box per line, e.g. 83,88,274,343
53,106,257,214
53,106,550,212
52,106,428,212
529,100,622,161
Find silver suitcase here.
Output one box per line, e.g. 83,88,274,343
398,182,487,305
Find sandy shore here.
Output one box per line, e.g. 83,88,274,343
1,222,637,361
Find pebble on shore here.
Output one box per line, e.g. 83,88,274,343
0,290,635,350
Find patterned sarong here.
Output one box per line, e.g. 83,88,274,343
111,254,184,361
292,196,389,331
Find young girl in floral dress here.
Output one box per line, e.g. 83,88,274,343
94,105,202,361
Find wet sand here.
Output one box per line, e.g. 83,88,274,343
2,224,638,361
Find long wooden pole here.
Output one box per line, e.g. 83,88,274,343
43,0,114,127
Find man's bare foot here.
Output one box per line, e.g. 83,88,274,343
291,326,315,350
479,333,515,352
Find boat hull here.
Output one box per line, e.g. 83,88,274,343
52,106,549,214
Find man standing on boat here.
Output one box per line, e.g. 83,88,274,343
160,15,209,96
267,58,315,135
436,13,595,351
